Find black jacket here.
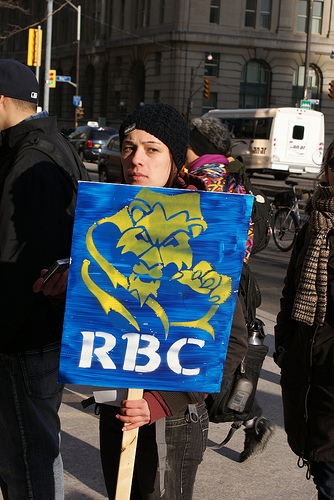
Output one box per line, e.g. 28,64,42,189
275,223,334,461
0,115,88,352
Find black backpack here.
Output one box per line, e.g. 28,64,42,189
205,265,268,444
245,178,273,255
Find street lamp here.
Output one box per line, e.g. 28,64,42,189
186,53,213,124
65,1,81,127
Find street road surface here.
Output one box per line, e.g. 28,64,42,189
250,236,291,317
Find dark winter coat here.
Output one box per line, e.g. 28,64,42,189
275,223,334,462
0,115,88,352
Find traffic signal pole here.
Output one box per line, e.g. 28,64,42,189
303,0,313,100
186,54,213,124
43,0,53,112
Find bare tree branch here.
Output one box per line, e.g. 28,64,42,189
0,1,29,13
0,1,68,45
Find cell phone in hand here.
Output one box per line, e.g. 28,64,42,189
42,258,70,284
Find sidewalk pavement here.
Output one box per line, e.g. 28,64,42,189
0,310,318,500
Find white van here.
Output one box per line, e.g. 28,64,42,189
203,107,324,179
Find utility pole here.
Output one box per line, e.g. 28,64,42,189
43,0,53,112
35,26,42,83
303,0,313,100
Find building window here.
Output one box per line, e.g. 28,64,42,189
154,90,160,103
160,0,165,24
297,1,323,34
245,0,256,28
204,53,219,77
260,0,271,29
155,52,162,76
292,65,321,109
115,56,123,78
93,0,102,40
202,92,217,114
239,60,271,108
139,0,151,27
120,0,125,30
107,3,113,37
210,0,220,24
245,0,271,29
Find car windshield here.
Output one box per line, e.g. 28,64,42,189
68,128,87,139
90,129,116,140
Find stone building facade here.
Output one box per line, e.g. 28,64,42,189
1,0,334,144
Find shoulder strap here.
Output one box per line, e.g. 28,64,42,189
17,136,90,193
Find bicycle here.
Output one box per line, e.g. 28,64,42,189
272,179,313,252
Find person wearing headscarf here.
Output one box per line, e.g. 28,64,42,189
187,115,275,463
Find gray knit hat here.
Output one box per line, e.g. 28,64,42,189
190,116,231,156
0,59,39,104
119,103,189,171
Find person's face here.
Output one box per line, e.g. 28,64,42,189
121,129,173,187
325,149,334,186
0,95,9,131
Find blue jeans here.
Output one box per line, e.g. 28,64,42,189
100,401,209,499
311,461,334,500
0,342,64,500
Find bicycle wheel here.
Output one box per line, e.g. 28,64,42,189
273,208,298,252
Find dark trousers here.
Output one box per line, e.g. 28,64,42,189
99,402,209,500
311,461,334,500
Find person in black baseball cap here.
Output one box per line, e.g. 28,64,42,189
0,59,40,131
0,58,39,104
0,57,89,499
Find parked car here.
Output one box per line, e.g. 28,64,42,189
98,134,122,183
68,126,117,162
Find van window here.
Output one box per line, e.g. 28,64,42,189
220,117,272,140
221,118,243,138
242,119,255,138
254,118,273,139
293,125,304,140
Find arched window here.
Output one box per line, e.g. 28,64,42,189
129,61,145,110
292,65,321,109
239,60,271,108
83,64,95,120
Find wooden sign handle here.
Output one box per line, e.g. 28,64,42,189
115,388,144,500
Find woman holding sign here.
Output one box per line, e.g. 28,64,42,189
97,103,248,499
34,103,248,499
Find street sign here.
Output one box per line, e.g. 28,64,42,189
301,100,311,109
73,95,81,106
56,75,71,82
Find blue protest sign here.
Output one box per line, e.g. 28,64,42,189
59,182,253,392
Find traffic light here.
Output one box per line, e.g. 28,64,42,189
78,107,84,118
49,70,56,88
203,77,210,100
27,28,42,67
329,80,334,100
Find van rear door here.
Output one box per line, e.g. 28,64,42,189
286,121,308,163
273,110,323,174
